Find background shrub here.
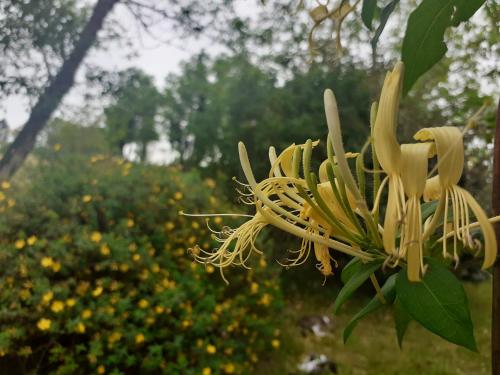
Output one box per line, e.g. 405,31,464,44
0,149,283,375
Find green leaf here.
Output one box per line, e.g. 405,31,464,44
370,0,399,49
451,0,486,26
343,274,396,343
361,0,378,30
396,258,477,351
334,260,382,314
401,0,486,94
394,297,411,348
341,257,361,284
421,201,437,221
402,0,453,95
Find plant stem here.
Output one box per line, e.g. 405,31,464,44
492,99,500,375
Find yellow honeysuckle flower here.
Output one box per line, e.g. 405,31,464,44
399,142,435,281
415,126,497,269
371,63,406,256
183,62,498,284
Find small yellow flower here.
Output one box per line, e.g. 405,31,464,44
66,298,76,307
15,239,25,249
151,263,160,273
205,178,216,189
206,344,216,354
75,322,86,333
100,244,110,256
174,192,183,200
82,195,92,203
138,299,149,309
42,291,54,304
165,221,175,231
206,265,215,274
154,306,165,314
127,219,135,228
97,365,105,374
1,181,10,190
108,331,122,343
82,309,92,319
53,143,62,152
51,262,61,272
223,363,235,374
119,263,129,272
259,293,271,306
202,368,212,375
135,333,145,344
271,339,280,349
37,318,51,331
250,282,259,294
92,286,103,297
214,216,223,225
27,235,37,246
51,300,65,313
90,232,102,243
132,254,141,262
41,257,54,268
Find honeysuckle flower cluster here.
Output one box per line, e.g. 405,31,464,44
188,62,499,283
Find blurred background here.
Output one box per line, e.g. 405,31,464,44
0,0,497,374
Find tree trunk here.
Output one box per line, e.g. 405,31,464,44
0,0,120,180
492,99,500,375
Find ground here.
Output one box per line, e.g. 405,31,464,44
256,281,492,375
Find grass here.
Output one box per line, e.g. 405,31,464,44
255,280,492,374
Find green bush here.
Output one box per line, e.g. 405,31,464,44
0,149,283,374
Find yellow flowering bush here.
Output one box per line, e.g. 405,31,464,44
0,153,282,374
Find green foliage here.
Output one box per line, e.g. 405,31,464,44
0,150,283,374
370,0,399,50
343,274,396,343
333,260,382,314
396,259,477,351
45,119,111,156
402,0,486,94
104,68,161,161
361,0,378,30
394,297,411,348
340,257,362,284
0,0,88,98
163,54,372,180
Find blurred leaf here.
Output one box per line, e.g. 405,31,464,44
451,0,486,25
394,296,411,348
333,260,382,314
361,0,378,30
396,258,477,351
343,274,396,343
370,0,399,49
402,0,486,94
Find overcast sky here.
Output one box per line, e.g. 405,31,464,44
2,1,224,130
